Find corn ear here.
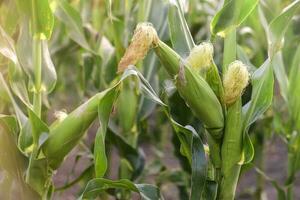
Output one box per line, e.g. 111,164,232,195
154,40,181,77
186,42,214,71
42,92,107,169
175,63,224,137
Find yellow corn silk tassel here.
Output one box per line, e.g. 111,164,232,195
186,42,214,74
219,61,250,200
117,22,158,73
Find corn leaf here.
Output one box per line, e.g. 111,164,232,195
288,44,300,131
79,178,162,200
242,59,273,163
0,124,39,199
53,0,92,52
0,115,19,135
267,0,300,57
94,88,118,178
211,0,259,37
0,25,30,106
17,22,57,93
133,68,208,199
272,52,288,102
202,180,218,200
0,25,18,64
0,74,27,127
107,129,145,180
168,0,195,57
31,0,54,39
189,126,207,200
243,59,274,129
139,0,169,120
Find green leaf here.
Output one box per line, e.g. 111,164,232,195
0,115,19,135
189,126,207,200
0,123,39,199
94,88,118,178
243,59,274,129
0,74,27,127
106,130,145,180
288,44,300,131
19,108,48,155
31,0,54,39
25,158,50,196
79,178,162,200
202,180,218,200
211,0,259,37
0,24,30,106
168,0,195,57
17,21,57,93
241,132,255,164
0,25,18,64
272,52,288,102
53,0,92,52
267,0,300,57
27,108,49,147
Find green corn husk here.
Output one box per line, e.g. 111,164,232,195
42,91,107,169
154,40,224,168
206,62,225,107
117,78,138,135
154,40,224,137
154,40,182,77
219,99,243,200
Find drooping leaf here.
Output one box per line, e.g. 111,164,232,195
94,88,118,178
79,178,162,200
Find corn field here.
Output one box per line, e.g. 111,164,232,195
1,0,300,199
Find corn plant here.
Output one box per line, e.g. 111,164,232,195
1,0,300,200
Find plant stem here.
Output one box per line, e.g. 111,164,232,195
287,185,294,200
287,153,295,200
223,30,236,72
33,38,42,117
